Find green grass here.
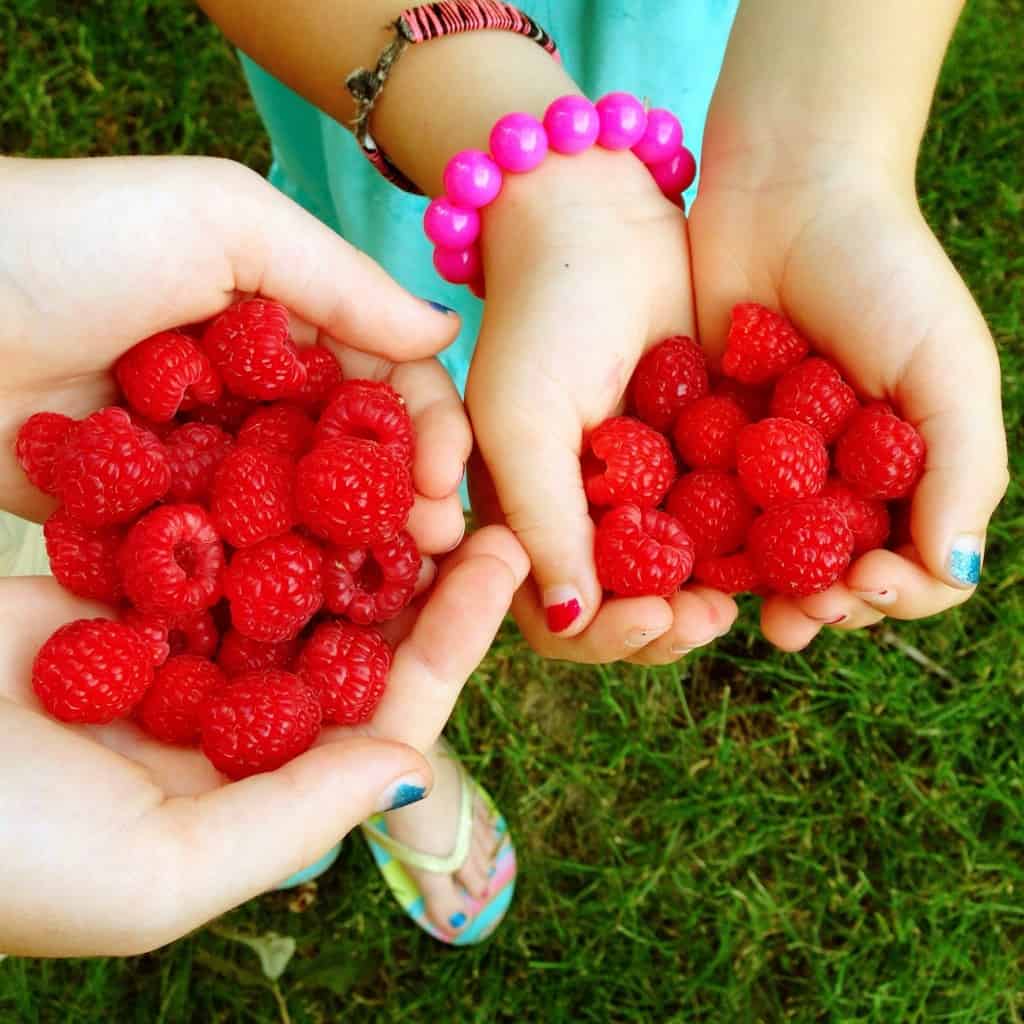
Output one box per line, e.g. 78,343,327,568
2,1,1023,1021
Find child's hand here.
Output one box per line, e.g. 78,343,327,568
0,528,527,957
467,149,738,664
690,149,1008,650
0,156,469,554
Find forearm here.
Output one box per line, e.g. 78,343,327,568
198,0,576,194
704,0,965,183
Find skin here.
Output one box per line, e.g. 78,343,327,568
0,156,529,956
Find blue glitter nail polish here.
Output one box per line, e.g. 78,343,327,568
425,300,456,315
950,536,983,585
388,783,426,811
449,912,467,928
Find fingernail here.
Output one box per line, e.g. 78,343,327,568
670,646,694,656
854,589,897,607
376,774,429,813
544,585,582,633
488,865,496,878
626,627,668,648
441,520,467,554
828,614,847,625
949,535,983,585
425,299,457,315
671,635,715,655
448,912,467,929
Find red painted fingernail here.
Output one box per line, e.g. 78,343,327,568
829,614,847,624
544,586,582,633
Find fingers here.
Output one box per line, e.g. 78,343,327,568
760,595,823,652
625,587,738,666
845,546,974,620
407,494,466,555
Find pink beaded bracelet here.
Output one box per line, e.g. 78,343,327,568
424,92,695,296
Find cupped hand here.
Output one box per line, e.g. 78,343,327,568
689,146,1008,650
467,148,737,665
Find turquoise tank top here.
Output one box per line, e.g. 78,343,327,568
240,1,738,393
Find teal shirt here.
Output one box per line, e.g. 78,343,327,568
241,1,738,393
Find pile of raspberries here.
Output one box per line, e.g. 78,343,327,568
17,299,421,779
587,303,926,601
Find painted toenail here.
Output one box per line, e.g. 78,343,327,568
449,912,467,928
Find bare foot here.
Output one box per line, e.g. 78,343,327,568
383,740,504,938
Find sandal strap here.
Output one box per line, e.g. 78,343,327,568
362,763,474,875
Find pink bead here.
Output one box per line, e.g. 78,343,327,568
442,150,504,209
543,96,600,155
595,92,648,150
433,245,481,285
489,113,548,173
648,146,697,196
423,197,481,249
632,109,683,165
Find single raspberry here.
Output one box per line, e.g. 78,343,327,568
296,439,413,547
168,609,220,659
664,471,753,560
202,298,307,400
164,423,234,503
293,346,345,411
223,532,324,642
43,508,124,604
120,608,171,667
15,412,76,495
713,378,772,421
748,497,855,597
200,669,322,780
210,446,296,548
32,618,153,724
770,358,859,443
835,405,926,500
314,380,415,467
821,479,891,555
183,392,257,433
722,303,810,384
672,396,750,471
323,530,422,624
136,655,226,746
218,629,299,677
297,620,392,725
119,505,225,616
594,504,696,597
115,330,222,422
55,407,171,527
582,417,677,508
237,403,315,459
693,551,762,595
736,417,829,508
628,336,709,432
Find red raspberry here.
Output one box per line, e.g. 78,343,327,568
218,629,299,677
43,508,124,604
202,299,307,400
168,609,220,658
237,403,315,459
693,551,762,595
673,396,750,471
183,392,257,433
121,608,171,666
594,504,696,597
119,505,225,616
583,417,677,508
664,471,753,560
210,446,296,548
296,439,413,547
736,417,829,508
15,412,76,495
315,380,415,468
55,407,171,527
713,378,772,421
821,479,891,556
164,423,234,503
835,405,926,500
136,655,226,745
223,532,324,642
722,303,810,384
748,497,854,596
297,621,392,725
32,618,153,724
115,330,222,422
200,669,321,780
628,336,709,432
323,530,422,624
126,411,177,441
293,346,345,411
770,358,859,443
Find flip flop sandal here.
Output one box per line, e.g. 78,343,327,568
360,759,516,946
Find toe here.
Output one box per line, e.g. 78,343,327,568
416,869,473,937
455,845,491,901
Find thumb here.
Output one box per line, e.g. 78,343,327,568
151,738,430,940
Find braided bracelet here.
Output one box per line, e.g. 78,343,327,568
424,93,696,298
